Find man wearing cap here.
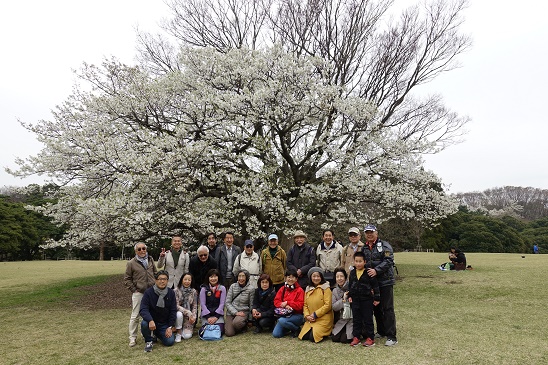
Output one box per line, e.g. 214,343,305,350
287,230,317,289
233,239,262,288
341,227,365,274
215,231,242,289
261,234,287,291
363,224,398,346
316,229,344,287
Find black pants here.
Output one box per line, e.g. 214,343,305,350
373,285,397,340
351,298,374,340
253,317,275,330
332,327,351,343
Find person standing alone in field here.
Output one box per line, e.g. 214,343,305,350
157,235,190,289
124,242,157,347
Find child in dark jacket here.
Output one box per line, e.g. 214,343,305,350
348,251,380,347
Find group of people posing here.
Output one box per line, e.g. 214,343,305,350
123,224,398,352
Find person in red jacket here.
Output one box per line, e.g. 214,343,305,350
272,269,305,338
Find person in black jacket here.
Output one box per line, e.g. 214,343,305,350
188,246,218,291
287,230,316,289
449,247,467,270
251,274,277,333
348,251,380,347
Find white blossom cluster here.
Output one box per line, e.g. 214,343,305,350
15,46,458,249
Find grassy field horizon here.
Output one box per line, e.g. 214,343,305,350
1,252,547,364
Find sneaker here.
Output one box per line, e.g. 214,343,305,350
385,339,398,346
144,341,153,352
374,333,385,339
253,327,261,334
129,338,136,347
174,333,182,343
350,337,361,347
363,338,375,347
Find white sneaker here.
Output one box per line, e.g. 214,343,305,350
175,333,182,343
385,339,398,346
129,338,136,347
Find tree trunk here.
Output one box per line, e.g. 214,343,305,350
99,241,105,261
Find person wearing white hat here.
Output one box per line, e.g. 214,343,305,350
341,227,365,274
260,234,287,292
287,230,316,289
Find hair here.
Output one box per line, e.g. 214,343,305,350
285,268,298,278
177,272,194,288
134,242,146,251
204,269,221,285
155,270,169,280
353,251,366,260
322,229,335,237
207,232,217,239
197,245,209,254
236,269,250,285
333,267,348,280
308,270,326,286
258,273,272,287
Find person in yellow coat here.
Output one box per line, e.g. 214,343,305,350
299,267,334,342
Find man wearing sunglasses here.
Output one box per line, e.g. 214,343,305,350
124,242,158,348
188,245,218,291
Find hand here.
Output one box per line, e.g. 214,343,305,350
149,320,156,331
189,315,196,324
280,301,287,308
285,305,293,311
297,269,302,277
165,327,173,338
160,248,166,257
373,300,380,306
236,311,245,317
207,316,218,325
367,268,377,277
348,297,353,303
306,315,315,322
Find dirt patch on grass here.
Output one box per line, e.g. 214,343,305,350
68,274,131,310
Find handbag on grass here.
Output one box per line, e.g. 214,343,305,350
199,324,222,341
342,302,353,320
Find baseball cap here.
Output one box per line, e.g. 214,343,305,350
364,224,377,232
268,234,278,241
348,227,360,235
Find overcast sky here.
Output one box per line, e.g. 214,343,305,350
1,0,547,194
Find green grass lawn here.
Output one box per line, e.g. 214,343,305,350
1,254,547,365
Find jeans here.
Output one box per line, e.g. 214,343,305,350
272,314,304,338
140,320,175,346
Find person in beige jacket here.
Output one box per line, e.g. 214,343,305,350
124,242,157,347
316,229,343,286
340,227,365,274
157,235,190,289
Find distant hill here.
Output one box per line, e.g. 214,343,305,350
455,186,548,220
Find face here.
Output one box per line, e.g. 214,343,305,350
245,245,254,254
209,274,219,286
323,231,334,244
207,234,216,247
365,230,378,242
181,274,192,288
156,275,169,289
294,236,305,246
349,232,360,244
237,272,247,285
135,244,147,258
310,272,322,286
224,233,234,247
198,250,209,262
335,271,346,286
171,236,182,250
268,239,278,248
354,256,365,270
260,279,270,290
285,275,297,285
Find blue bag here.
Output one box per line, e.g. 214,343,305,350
199,324,222,341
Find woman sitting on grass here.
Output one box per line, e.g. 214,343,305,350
251,274,277,333
331,267,353,344
174,272,198,342
199,269,227,336
272,269,305,338
225,269,254,337
299,267,333,343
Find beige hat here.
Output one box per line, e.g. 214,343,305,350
293,230,308,239
348,227,360,235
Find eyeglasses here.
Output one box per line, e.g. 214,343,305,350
348,233,359,237
199,254,208,258
156,277,168,281
245,245,254,248
136,247,147,251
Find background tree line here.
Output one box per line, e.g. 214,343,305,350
1,184,545,260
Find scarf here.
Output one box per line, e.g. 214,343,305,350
210,284,221,298
180,286,194,310
153,284,169,308
136,254,149,269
